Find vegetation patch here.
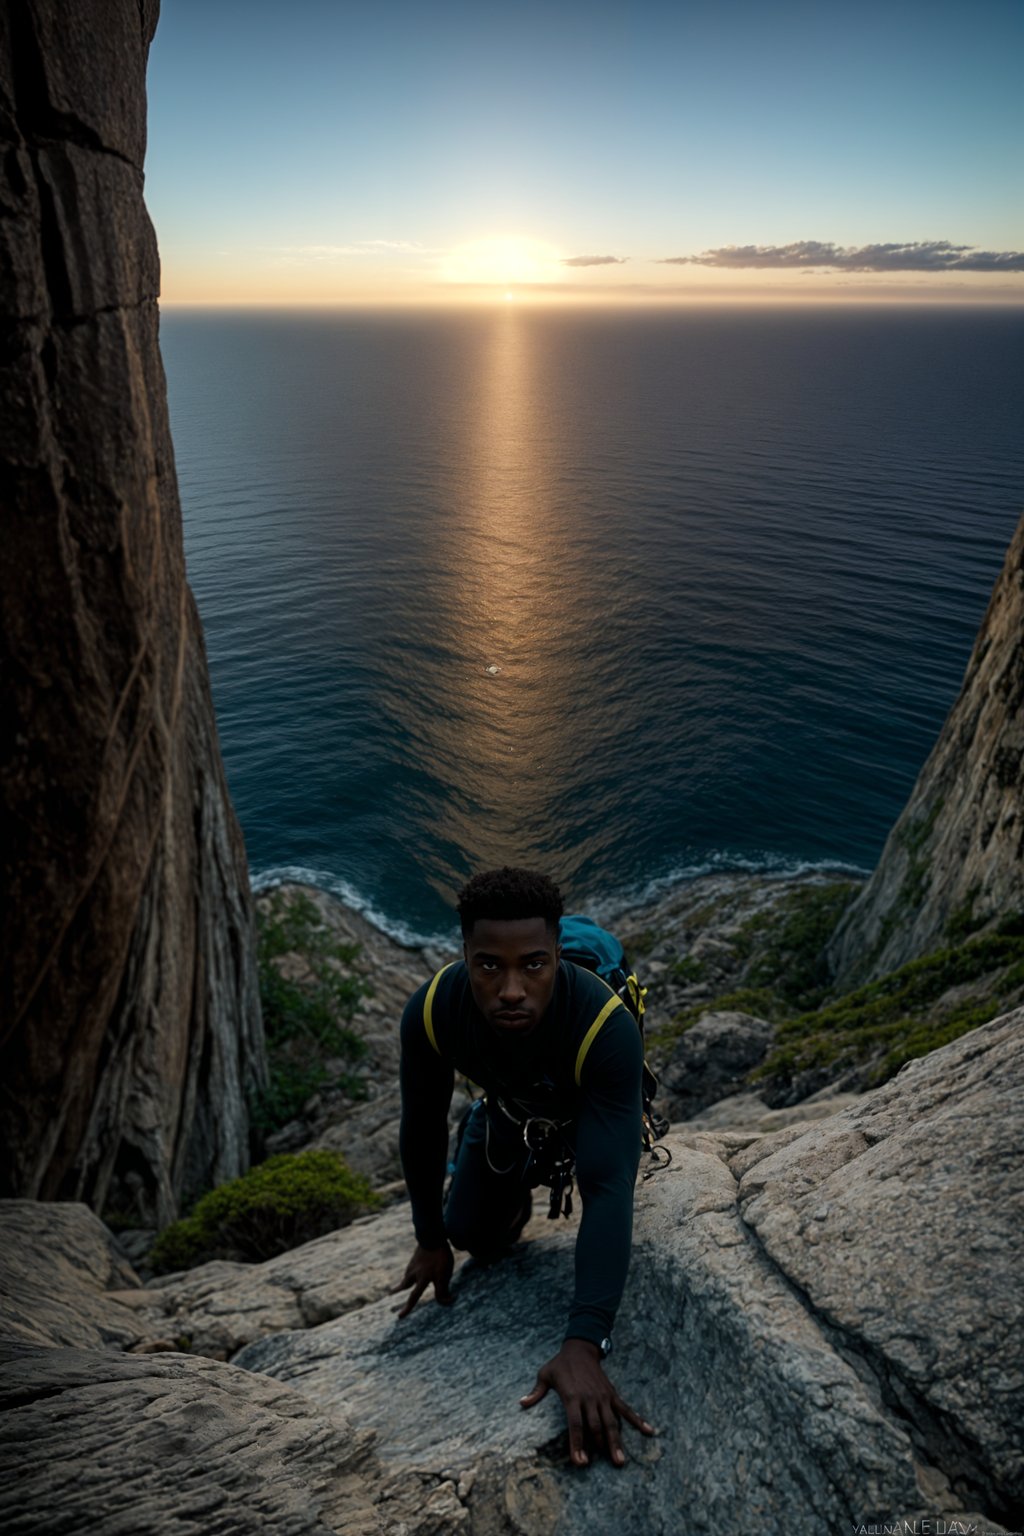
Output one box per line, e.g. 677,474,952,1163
944,885,985,943
753,916,1024,1093
650,882,860,1054
670,954,706,984
251,889,370,1136
150,1149,381,1272
738,881,859,1008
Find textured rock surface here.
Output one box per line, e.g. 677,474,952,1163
232,1145,955,1533
739,1008,1024,1522
828,513,1024,984
119,1203,416,1359
659,1009,773,1119
2,1017,1017,1532
0,1199,144,1350
0,1340,405,1536
232,1015,1021,1533
0,0,263,1225
681,1086,863,1132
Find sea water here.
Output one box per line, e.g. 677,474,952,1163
161,304,1024,941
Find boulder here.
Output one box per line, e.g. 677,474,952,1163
660,1010,774,1119
118,1203,416,1359
0,1199,144,1350
0,1339,458,1536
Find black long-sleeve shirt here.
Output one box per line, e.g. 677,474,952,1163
398,959,643,1348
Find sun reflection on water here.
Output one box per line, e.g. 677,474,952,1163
387,307,589,894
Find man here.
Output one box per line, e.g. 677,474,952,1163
393,866,655,1468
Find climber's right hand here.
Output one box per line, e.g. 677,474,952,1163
391,1242,454,1318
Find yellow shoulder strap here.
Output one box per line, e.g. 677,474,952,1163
626,972,647,1020
423,962,456,1055
574,994,624,1086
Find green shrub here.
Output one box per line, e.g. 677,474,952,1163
150,1150,381,1272
149,1215,207,1272
252,890,371,1134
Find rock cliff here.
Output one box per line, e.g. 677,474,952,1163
0,0,263,1225
828,513,1024,985
1,1013,1019,1534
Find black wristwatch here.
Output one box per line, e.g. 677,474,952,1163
598,1336,613,1359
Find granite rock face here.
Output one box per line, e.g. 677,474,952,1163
739,1008,1024,1519
828,513,1024,985
0,0,263,1225
232,1014,1021,1534
1,1015,1018,1532
0,1341,391,1536
117,1204,417,1359
659,1009,773,1120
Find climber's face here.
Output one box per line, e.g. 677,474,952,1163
463,916,561,1037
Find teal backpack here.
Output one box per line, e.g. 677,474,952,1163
559,914,669,1158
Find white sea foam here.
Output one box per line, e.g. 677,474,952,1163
583,851,869,926
254,851,869,949
252,865,458,950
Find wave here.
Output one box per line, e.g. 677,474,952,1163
252,864,457,950
253,849,870,949
580,850,869,927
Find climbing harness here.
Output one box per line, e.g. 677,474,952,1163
425,913,672,1219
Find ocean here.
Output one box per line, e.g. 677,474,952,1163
161,304,1024,943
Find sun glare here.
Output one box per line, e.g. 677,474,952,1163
441,236,565,288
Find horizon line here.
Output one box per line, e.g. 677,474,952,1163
159,292,1024,310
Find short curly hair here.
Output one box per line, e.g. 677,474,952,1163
456,866,564,938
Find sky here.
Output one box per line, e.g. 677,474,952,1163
146,0,1024,305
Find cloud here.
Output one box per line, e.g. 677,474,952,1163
562,254,629,267
658,241,1024,273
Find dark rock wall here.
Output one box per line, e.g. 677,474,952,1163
828,513,1024,985
0,1,264,1224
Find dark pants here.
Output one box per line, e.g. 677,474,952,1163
443,1099,535,1260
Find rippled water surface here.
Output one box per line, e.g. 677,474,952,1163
161,305,1024,940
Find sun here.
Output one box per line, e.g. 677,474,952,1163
441,236,565,288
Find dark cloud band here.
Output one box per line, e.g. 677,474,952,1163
659,241,1024,273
